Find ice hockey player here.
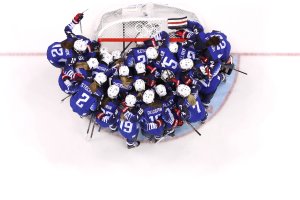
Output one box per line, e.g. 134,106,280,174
91,53,117,78
139,89,174,142
176,84,207,123
145,43,180,75
133,62,156,87
112,65,133,98
95,85,120,132
111,50,122,64
124,45,147,68
155,84,179,136
47,13,98,69
160,69,180,91
58,72,81,94
69,72,107,117
197,73,226,108
132,78,146,106
177,58,198,86
176,42,196,61
143,31,170,48
139,89,164,142
63,13,99,54
117,94,142,149
175,20,232,79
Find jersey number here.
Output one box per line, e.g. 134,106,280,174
76,93,90,108
51,44,64,57
161,57,178,70
192,101,201,113
137,55,146,63
187,51,196,60
149,114,160,122
120,121,133,133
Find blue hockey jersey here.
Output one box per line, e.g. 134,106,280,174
58,73,80,94
96,99,119,128
47,42,72,68
151,47,179,74
125,47,147,67
70,80,103,117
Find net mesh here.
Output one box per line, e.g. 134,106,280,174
96,3,199,51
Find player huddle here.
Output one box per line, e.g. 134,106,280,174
47,12,234,149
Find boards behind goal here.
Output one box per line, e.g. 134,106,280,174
96,3,200,52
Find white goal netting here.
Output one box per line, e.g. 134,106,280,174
96,3,199,52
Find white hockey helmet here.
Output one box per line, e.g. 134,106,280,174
102,52,113,65
74,39,88,53
143,89,155,104
107,85,120,99
136,41,144,46
100,47,108,54
176,84,191,98
161,70,174,82
94,72,107,85
169,42,179,53
133,79,146,92
155,84,167,97
180,58,194,70
125,94,137,107
87,58,99,70
111,50,121,60
119,65,130,76
146,47,158,59
135,62,146,74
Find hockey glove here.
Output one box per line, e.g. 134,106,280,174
180,106,190,120
146,65,157,74
155,119,164,128
146,79,156,87
199,66,212,79
144,38,158,47
177,119,184,127
73,13,84,24
174,108,181,117
175,30,188,39
62,74,71,81
72,73,84,82
172,119,179,129
169,78,180,87
120,102,129,113
183,76,192,86
96,112,105,120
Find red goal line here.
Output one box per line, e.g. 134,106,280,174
98,38,186,42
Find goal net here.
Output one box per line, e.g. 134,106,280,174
96,3,199,52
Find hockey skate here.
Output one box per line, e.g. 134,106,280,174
127,141,140,149
220,73,226,83
109,124,118,132
164,128,175,137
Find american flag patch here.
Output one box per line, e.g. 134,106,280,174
168,16,188,29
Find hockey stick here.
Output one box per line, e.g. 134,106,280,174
233,68,247,75
121,32,141,56
61,94,72,103
86,113,94,134
80,22,83,34
90,116,96,138
156,131,173,143
185,120,201,136
222,64,248,75
79,9,88,35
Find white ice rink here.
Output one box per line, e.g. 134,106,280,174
1,0,300,199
